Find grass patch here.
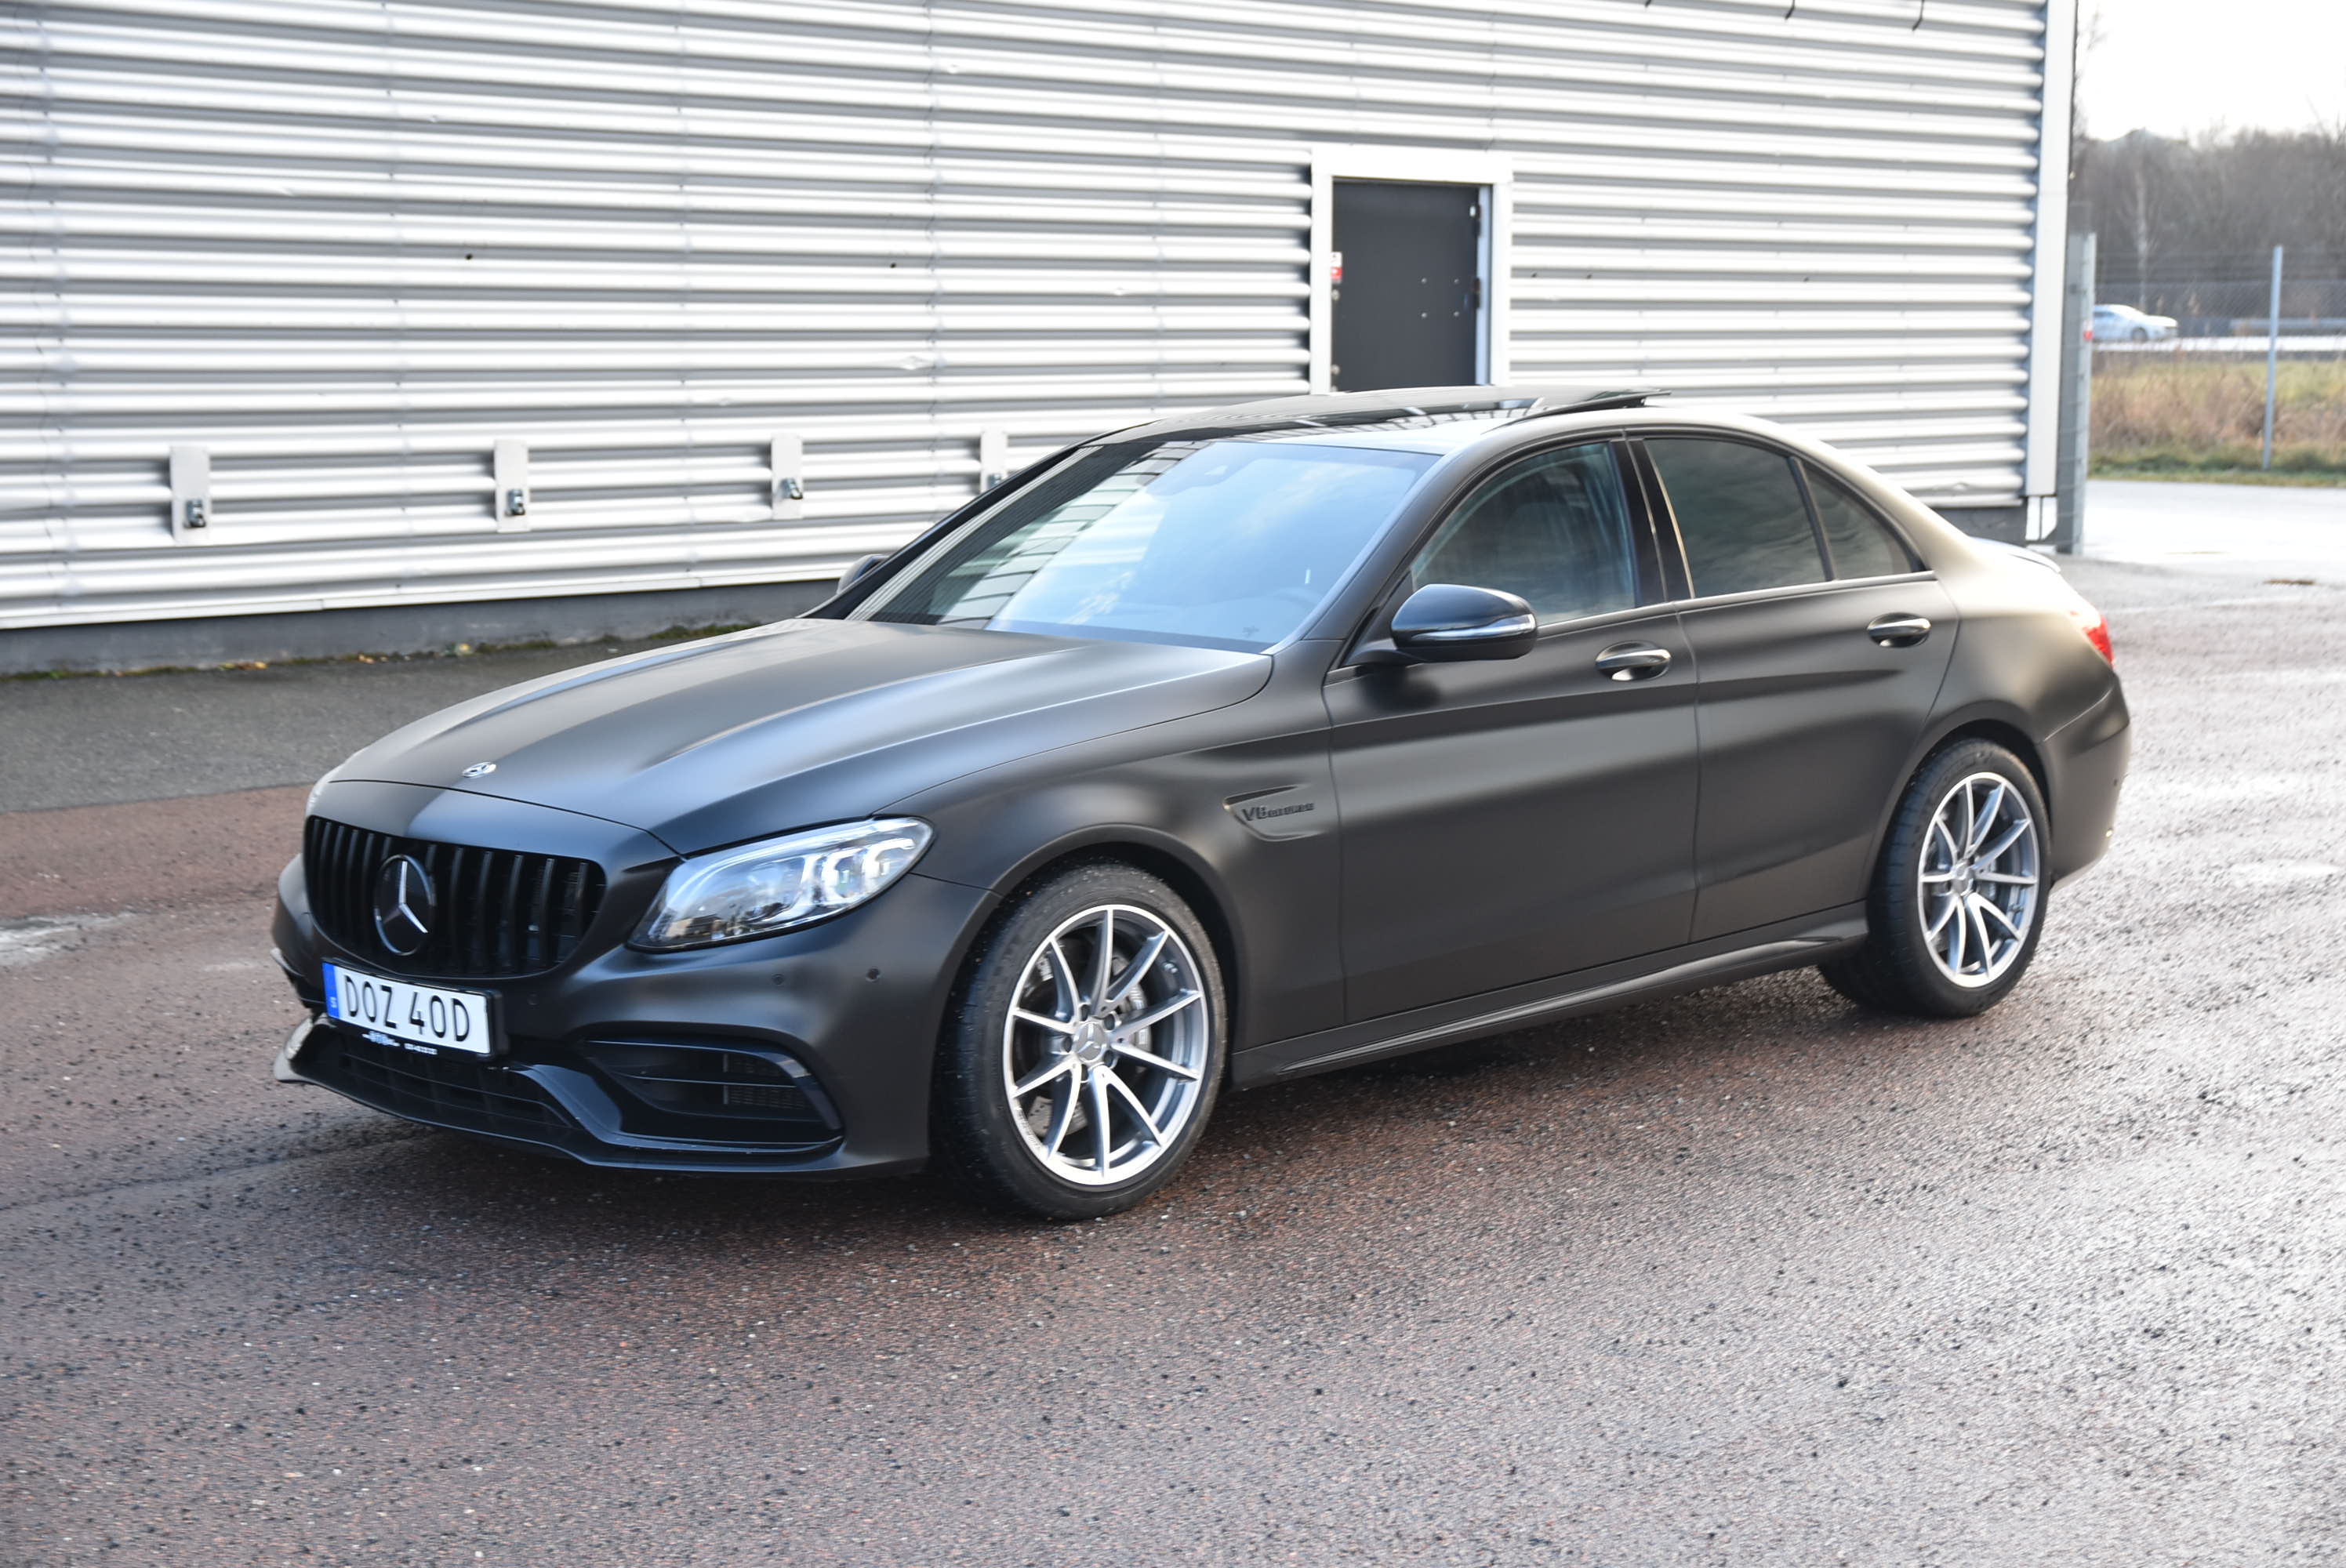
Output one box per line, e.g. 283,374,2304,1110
648,622,754,641
2094,354,2346,485
2093,444,2346,485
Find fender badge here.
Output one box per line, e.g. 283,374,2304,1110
1226,786,1324,841
461,761,497,779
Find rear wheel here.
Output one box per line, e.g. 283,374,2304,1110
932,862,1226,1218
1821,739,2049,1017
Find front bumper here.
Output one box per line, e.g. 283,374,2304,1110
274,782,997,1176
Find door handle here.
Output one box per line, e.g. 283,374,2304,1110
1866,614,1933,647
1594,641,1672,681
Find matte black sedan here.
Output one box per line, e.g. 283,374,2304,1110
273,387,2130,1218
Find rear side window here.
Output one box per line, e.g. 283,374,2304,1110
1409,441,1640,625
1805,465,1915,579
1647,438,1825,597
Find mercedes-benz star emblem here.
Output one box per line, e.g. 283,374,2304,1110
372,854,435,956
462,761,496,779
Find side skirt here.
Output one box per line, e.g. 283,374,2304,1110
1232,904,1866,1087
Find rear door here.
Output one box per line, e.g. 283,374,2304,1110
1327,437,1699,1022
1640,437,1958,941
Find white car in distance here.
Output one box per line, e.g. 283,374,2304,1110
2094,303,2179,343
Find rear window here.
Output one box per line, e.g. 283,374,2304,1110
1806,466,1915,579
1647,438,1827,597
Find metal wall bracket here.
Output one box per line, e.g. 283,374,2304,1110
771,434,805,520
169,445,214,543
978,427,1009,492
495,439,532,532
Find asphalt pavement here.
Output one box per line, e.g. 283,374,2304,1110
4,485,2344,1565
0,639,663,815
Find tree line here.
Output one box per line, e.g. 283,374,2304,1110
2073,129,2346,321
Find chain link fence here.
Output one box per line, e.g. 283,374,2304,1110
2097,275,2346,336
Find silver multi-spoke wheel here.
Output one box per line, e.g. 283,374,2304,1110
1000,903,1211,1188
1918,771,2040,989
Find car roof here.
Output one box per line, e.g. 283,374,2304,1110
1087,385,1659,453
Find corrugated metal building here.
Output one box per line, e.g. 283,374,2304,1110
4,0,2075,670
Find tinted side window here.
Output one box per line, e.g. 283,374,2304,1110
1806,465,1914,579
1647,438,1825,597
1411,442,1640,624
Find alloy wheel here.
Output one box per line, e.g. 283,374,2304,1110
1000,903,1212,1187
1917,771,2041,989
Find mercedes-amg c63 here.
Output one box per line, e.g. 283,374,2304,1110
273,388,2130,1217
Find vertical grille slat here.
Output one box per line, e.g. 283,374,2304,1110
354,827,380,946
528,856,557,970
355,826,381,945
467,848,494,974
323,821,341,936
423,841,454,971
498,852,526,974
302,815,603,979
340,823,359,937
441,844,467,972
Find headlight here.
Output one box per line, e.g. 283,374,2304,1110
633,818,933,950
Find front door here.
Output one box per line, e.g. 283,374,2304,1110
1640,437,1959,940
1331,180,1482,391
1328,439,1700,1023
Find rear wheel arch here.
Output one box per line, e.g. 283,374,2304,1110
1922,716,2050,813
1852,712,2051,898
1823,735,2051,1015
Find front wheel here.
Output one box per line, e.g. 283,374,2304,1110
932,862,1226,1218
1821,739,2050,1018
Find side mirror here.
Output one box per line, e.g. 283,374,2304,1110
838,552,888,590
1385,583,1539,662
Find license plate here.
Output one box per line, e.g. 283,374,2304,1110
322,962,494,1055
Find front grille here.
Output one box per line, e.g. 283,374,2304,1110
310,1030,571,1143
305,815,605,978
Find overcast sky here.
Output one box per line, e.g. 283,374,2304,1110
2079,0,2344,140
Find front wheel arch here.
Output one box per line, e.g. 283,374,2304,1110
930,858,1231,1217
965,833,1244,1065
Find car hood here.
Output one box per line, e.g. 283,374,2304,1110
332,619,1272,853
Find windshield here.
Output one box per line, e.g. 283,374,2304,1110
849,437,1435,652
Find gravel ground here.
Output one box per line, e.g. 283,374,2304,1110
2,533,2342,1565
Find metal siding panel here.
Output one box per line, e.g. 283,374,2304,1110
3,0,2057,630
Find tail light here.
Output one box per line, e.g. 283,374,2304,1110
2067,602,2114,665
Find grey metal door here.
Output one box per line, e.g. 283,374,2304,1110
1331,181,1482,391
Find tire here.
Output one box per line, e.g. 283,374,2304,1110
2130,327,2149,342
1820,739,2051,1018
932,861,1226,1218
